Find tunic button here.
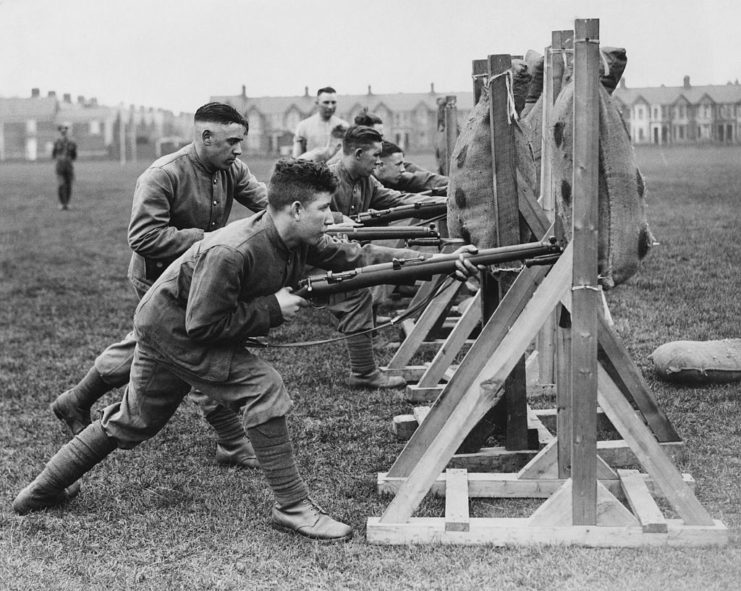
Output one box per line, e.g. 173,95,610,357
211,222,217,226
213,201,218,205
213,178,217,185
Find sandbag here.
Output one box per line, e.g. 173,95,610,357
446,84,539,248
650,339,741,384
550,79,654,288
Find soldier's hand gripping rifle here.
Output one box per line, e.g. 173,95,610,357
296,239,562,298
349,200,448,226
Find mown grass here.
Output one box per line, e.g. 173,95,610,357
1,147,740,590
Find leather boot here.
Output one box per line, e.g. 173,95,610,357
272,498,353,542
50,367,113,435
13,421,116,515
205,405,258,469
347,369,405,389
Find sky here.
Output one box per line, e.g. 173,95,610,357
1,0,738,114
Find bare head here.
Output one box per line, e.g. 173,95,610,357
341,125,383,178
193,102,248,171
354,109,384,136
315,87,338,121
268,159,338,248
374,140,405,184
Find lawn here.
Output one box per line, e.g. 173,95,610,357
1,146,740,590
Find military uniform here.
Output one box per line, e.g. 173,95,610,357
52,136,77,209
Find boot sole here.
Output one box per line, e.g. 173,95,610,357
271,522,353,543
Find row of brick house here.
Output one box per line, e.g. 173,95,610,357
0,88,192,162
2,76,739,163
613,76,741,144
212,76,741,155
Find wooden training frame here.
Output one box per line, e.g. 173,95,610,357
367,19,728,546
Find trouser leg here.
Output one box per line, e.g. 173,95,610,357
246,416,308,507
12,420,117,514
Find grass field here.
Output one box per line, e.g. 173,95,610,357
1,146,740,590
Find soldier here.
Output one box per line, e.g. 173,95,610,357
52,123,77,210
12,159,479,543
50,103,266,468
291,87,349,158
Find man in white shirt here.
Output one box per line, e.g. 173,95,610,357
291,87,349,158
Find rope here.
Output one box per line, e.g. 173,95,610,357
243,275,460,349
486,70,519,123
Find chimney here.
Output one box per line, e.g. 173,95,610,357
31,88,40,98
89,97,98,106
48,90,56,98
683,75,691,89
63,93,71,103
77,95,85,104
241,84,246,98
430,82,435,94
367,84,372,95
304,86,309,97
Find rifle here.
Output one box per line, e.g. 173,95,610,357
349,201,448,226
297,239,561,298
325,224,441,242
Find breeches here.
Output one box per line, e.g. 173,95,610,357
100,343,292,449
326,287,374,334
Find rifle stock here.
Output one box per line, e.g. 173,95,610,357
297,240,561,298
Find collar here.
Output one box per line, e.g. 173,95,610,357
335,159,362,184
187,143,218,175
261,210,293,257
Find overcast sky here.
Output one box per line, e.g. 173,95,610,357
1,0,738,113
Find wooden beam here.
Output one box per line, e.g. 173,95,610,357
443,95,458,177
487,53,529,450
379,248,572,523
619,469,668,533
445,469,470,532
385,280,461,370
367,517,727,547
597,365,715,525
597,313,681,442
415,290,482,389
377,470,697,500
529,479,639,527
569,18,601,525
386,264,552,479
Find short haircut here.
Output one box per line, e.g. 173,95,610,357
354,109,383,127
194,102,249,131
317,86,337,96
342,125,383,155
330,123,348,139
268,159,338,209
380,140,403,159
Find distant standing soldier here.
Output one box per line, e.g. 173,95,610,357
291,87,349,159
52,123,77,210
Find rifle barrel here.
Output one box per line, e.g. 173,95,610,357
351,202,448,226
298,240,560,297
325,225,439,241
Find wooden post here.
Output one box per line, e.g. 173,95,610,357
118,105,126,166
487,53,529,450
536,30,570,385
570,18,601,525
443,95,457,176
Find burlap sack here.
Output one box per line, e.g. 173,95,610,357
446,83,539,248
650,339,741,384
550,80,654,288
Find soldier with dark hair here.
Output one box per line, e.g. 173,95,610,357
375,140,448,194
52,123,77,210
327,125,446,388
292,86,349,158
353,108,384,134
50,102,267,469
12,158,479,543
